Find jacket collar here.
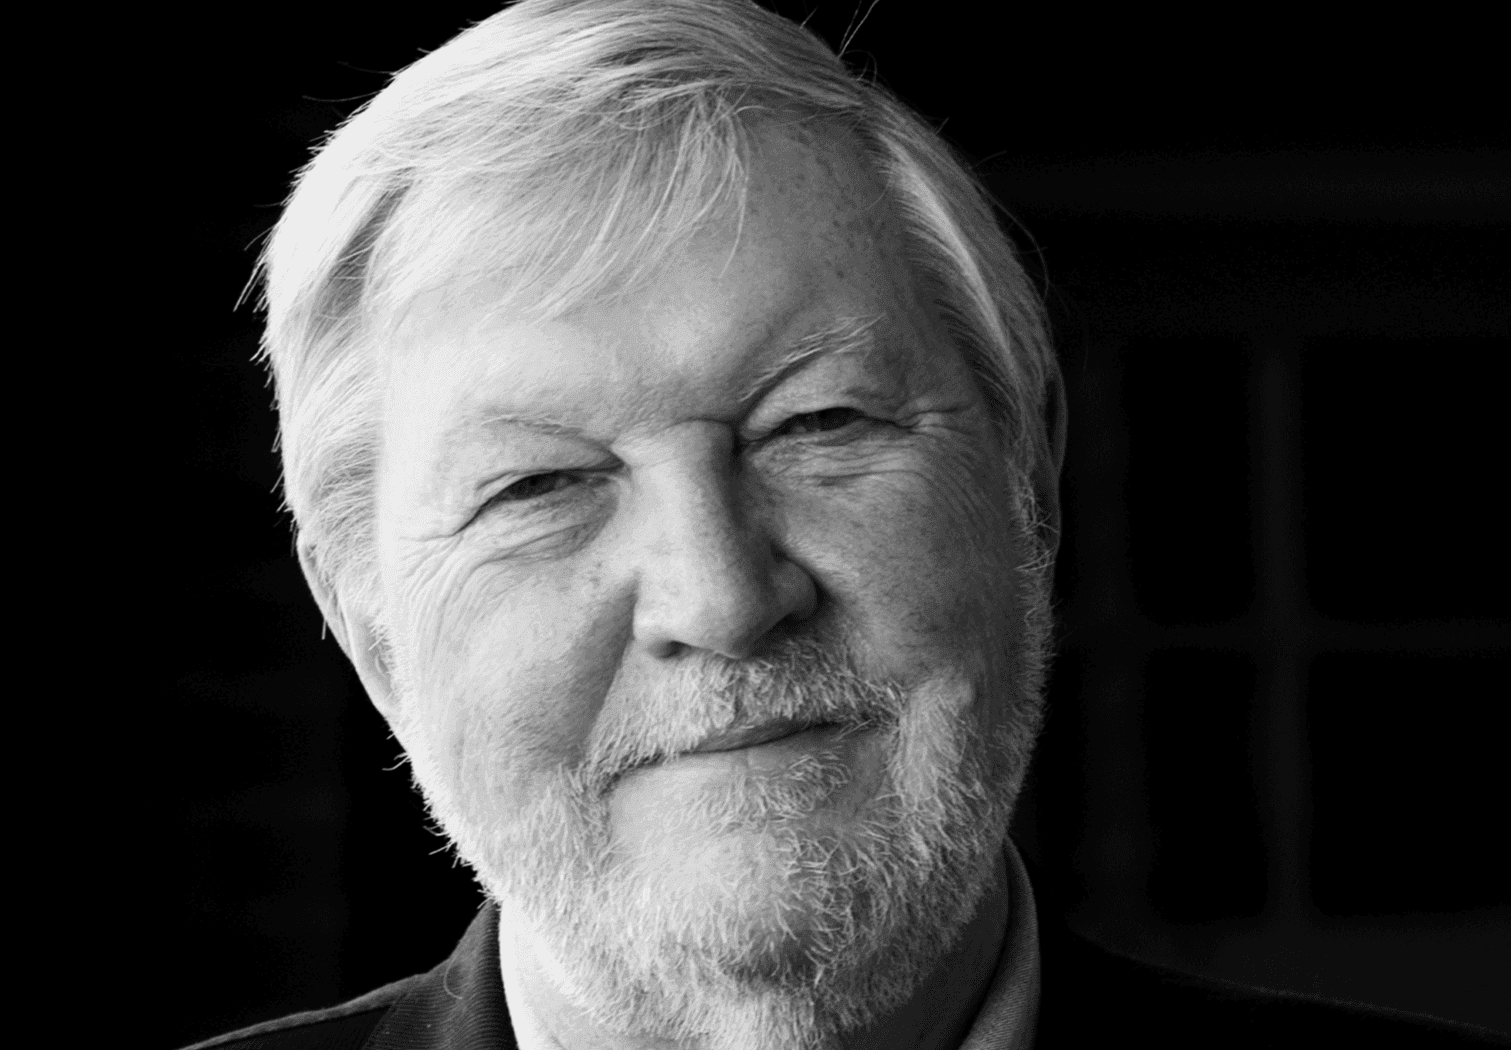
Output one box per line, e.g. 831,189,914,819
364,901,515,1050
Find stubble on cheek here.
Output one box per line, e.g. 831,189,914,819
394,625,618,856
861,447,1039,791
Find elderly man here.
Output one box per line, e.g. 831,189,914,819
190,2,1495,1048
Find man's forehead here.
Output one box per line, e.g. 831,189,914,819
381,122,896,343
379,125,938,462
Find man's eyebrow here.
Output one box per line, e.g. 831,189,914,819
462,411,580,435
740,314,883,405
441,408,584,457
441,315,885,451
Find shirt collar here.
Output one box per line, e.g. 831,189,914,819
958,835,1042,1050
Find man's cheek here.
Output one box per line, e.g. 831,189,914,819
831,455,1004,585
459,618,620,774
394,544,494,687
815,464,1012,668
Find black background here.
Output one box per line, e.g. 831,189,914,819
122,2,1508,1045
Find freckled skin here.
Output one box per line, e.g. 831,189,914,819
365,126,1034,1048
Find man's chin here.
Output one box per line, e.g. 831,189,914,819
570,738,896,983
603,797,874,961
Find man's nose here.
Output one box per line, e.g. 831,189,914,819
629,434,817,660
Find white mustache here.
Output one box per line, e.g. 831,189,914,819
580,637,906,795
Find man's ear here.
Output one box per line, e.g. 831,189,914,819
1032,369,1068,553
296,538,401,722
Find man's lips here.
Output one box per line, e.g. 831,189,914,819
602,719,880,790
686,718,835,755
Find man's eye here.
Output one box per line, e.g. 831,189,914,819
778,407,867,436
489,472,576,505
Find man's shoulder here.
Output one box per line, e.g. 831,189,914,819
179,974,420,1050
180,904,516,1050
1039,922,1508,1047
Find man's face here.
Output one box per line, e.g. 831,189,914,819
368,127,1047,1037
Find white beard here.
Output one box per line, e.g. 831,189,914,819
389,531,1054,1050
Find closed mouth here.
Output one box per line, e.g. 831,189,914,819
600,717,880,792
687,719,839,755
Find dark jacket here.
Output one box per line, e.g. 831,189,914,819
183,902,1506,1049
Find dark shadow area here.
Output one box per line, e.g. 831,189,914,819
1310,653,1510,917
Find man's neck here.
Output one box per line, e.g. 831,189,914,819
496,853,1012,1050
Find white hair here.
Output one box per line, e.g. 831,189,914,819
255,0,1056,614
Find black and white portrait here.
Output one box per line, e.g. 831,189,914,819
135,3,1507,1047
